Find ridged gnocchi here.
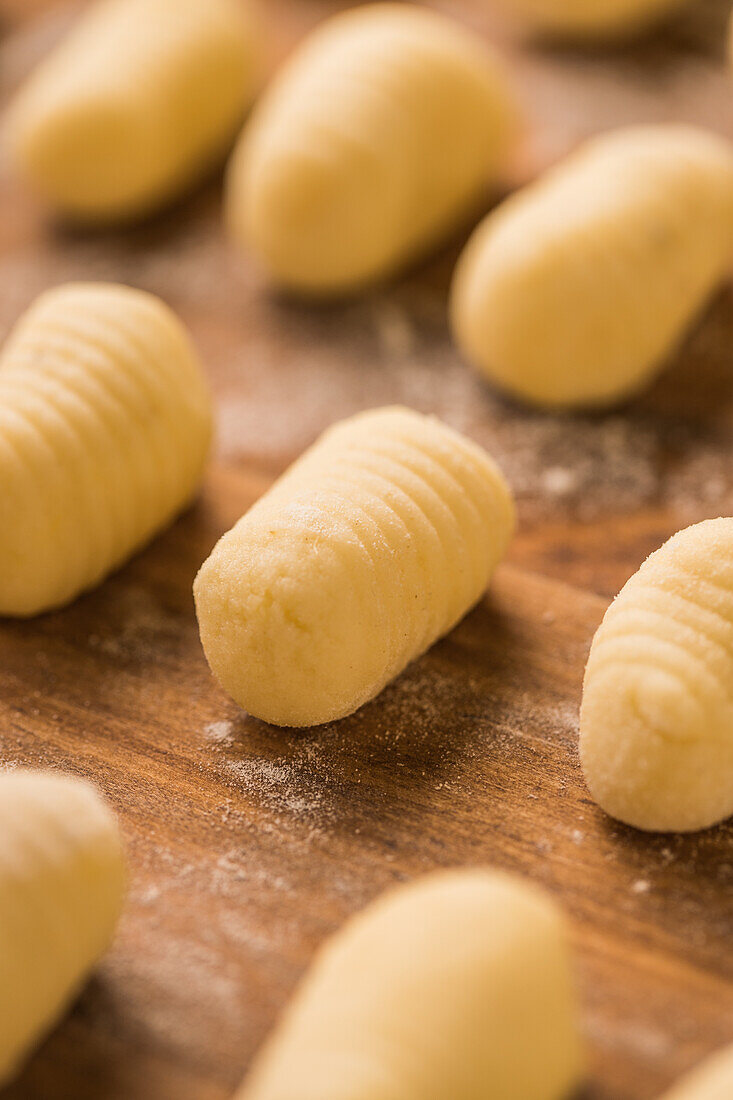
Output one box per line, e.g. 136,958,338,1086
225,3,518,295
237,869,583,1100
490,0,685,38
0,282,212,616
0,770,125,1086
194,407,514,727
5,0,259,221
580,519,733,832
451,125,733,408
660,1046,733,1100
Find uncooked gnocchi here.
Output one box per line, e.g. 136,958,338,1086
661,1046,733,1100
237,869,583,1100
489,0,685,38
194,407,514,726
0,769,125,1086
0,282,212,616
580,518,733,832
5,0,259,221
451,125,733,408
225,3,518,295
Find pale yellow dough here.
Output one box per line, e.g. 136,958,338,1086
451,125,733,409
490,0,685,38
580,518,733,832
225,3,518,295
5,0,259,221
0,770,125,1086
660,1046,733,1100
194,407,514,726
0,282,212,616
237,869,583,1100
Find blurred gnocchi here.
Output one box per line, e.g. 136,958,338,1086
451,125,733,409
489,0,686,38
661,1045,733,1099
0,283,212,616
238,869,583,1100
5,0,260,221
580,518,733,832
225,3,518,295
0,770,125,1086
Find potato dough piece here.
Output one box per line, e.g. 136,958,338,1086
490,0,685,38
0,770,125,1086
580,518,733,832
194,407,514,726
0,282,212,616
451,125,733,408
5,0,259,221
237,869,583,1100
226,3,518,295
661,1046,733,1100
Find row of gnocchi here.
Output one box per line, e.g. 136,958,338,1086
2,283,732,820
5,2,733,409
0,3,731,1095
0,768,731,1099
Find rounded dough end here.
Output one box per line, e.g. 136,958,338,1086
580,517,733,832
238,868,583,1100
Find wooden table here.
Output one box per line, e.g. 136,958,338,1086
0,2,732,1098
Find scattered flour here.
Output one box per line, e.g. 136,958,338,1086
204,720,236,746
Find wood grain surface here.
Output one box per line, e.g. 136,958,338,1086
0,2,732,1099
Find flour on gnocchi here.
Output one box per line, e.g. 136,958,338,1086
580,518,733,832
194,407,514,727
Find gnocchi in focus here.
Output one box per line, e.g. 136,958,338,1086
5,0,259,221
194,407,514,726
489,0,685,38
0,283,212,616
238,869,583,1100
580,519,733,832
0,770,125,1086
225,3,518,295
660,1045,733,1100
451,125,733,408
